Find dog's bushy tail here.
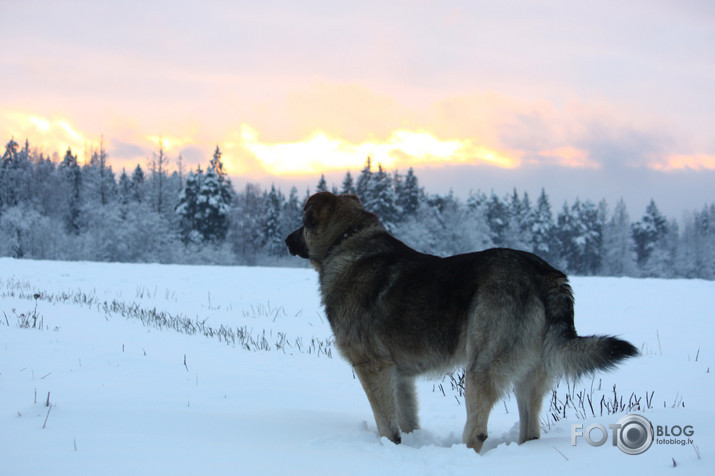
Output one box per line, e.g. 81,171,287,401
541,273,639,380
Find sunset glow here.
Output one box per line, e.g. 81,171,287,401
650,154,715,172
233,124,520,175
2,111,88,160
536,146,599,169
145,135,194,153
5,111,715,183
4,112,524,174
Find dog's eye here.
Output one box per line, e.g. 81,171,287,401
303,208,317,228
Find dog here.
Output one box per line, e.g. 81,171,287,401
285,192,638,453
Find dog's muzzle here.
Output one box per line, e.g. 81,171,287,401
285,227,310,259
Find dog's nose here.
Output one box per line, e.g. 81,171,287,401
285,227,309,258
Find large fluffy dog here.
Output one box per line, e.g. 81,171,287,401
285,192,637,453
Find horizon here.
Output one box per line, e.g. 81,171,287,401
6,136,713,221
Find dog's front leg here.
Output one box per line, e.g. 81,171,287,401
353,362,401,444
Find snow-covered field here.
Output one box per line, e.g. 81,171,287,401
1,258,712,475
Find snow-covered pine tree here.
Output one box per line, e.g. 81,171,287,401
363,164,398,231
207,146,235,216
195,166,230,242
486,192,508,247
684,204,715,279
131,165,146,203
31,152,63,219
118,169,132,206
210,146,227,182
316,174,328,193
579,199,603,275
396,167,421,219
556,199,603,275
58,148,82,234
631,199,668,269
341,171,356,195
530,188,556,262
149,148,168,215
263,185,285,256
503,188,531,250
466,190,487,211
601,198,637,276
83,142,116,206
280,186,302,243
1,138,18,165
556,200,577,272
392,170,404,219
355,157,372,203
698,205,715,278
0,138,30,211
175,167,203,244
229,183,264,263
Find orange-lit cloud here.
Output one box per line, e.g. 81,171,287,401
535,146,600,169
650,154,715,171
5,109,715,186
144,135,195,153
1,111,89,160
226,124,520,175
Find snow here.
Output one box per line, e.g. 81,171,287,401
1,257,712,475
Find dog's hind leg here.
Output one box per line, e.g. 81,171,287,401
396,373,419,433
462,362,509,453
354,362,401,443
514,364,550,444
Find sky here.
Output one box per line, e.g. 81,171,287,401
1,0,714,218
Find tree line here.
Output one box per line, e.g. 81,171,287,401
0,138,713,279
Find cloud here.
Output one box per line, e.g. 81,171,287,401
2,79,712,184
532,146,599,169
0,110,90,159
650,154,715,171
229,124,520,176
110,140,146,160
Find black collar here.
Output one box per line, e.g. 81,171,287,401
325,225,362,257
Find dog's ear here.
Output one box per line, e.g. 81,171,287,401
303,192,336,228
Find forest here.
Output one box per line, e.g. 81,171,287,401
0,138,713,279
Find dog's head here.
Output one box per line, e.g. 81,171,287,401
285,192,379,267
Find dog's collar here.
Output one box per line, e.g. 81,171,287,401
325,225,362,257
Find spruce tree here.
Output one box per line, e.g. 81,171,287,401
316,174,328,193
195,166,230,242
58,148,82,234
263,185,285,255
210,146,227,182
579,199,603,275
632,199,668,267
486,192,508,247
341,171,356,195
364,164,398,230
150,148,168,214
0,138,25,210
602,198,636,276
131,165,145,203
118,169,131,206
356,157,372,203
175,167,202,243
531,188,555,261
397,167,420,218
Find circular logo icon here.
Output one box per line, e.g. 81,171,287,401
615,414,654,455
